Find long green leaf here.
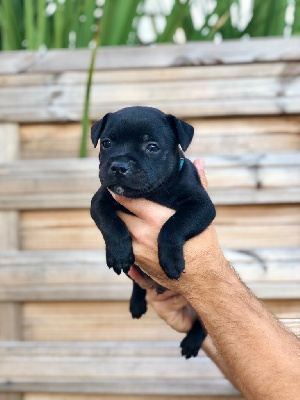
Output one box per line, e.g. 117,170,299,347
157,0,191,43
245,0,288,37
53,0,65,48
100,0,119,46
24,0,35,49
79,20,101,158
292,0,300,35
0,0,22,49
37,0,46,49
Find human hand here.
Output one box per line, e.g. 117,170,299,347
110,159,226,295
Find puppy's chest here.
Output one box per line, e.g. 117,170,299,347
146,190,184,210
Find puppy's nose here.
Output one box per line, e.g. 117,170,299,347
110,161,129,176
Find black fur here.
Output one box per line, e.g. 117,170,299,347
90,106,215,358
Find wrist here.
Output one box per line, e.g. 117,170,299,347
180,252,232,298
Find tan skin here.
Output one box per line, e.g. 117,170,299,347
110,159,300,400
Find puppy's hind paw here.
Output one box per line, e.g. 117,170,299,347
180,336,201,359
130,300,147,319
180,319,207,359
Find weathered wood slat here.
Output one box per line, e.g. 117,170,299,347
1,77,300,108
19,116,300,159
0,380,237,397
24,394,244,400
0,76,299,122
0,249,299,302
22,301,300,342
0,124,22,355
22,301,184,342
19,205,300,250
1,63,300,88
0,155,299,209
1,98,300,122
0,38,299,74
0,342,238,395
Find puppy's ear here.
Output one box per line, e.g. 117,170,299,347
166,114,194,151
91,113,111,148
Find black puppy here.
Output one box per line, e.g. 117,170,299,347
90,106,216,358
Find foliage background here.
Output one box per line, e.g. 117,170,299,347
0,0,299,51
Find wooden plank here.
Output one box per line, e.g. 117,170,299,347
2,77,300,109
1,78,299,114
0,213,19,251
22,301,300,342
24,394,244,400
1,97,300,122
1,188,300,210
0,155,299,209
22,301,183,342
0,124,20,160
0,303,22,341
2,63,300,88
20,123,96,160
0,343,233,392
0,380,237,397
19,205,300,250
0,38,299,74
0,248,299,302
0,126,23,400
0,124,22,359
19,116,300,159
0,395,23,400
0,123,20,249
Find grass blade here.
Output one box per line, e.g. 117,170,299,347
24,0,36,49
0,0,22,49
53,0,65,48
79,21,101,157
157,0,191,43
292,0,300,35
37,0,47,49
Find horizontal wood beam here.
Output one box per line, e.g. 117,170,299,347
0,155,299,209
0,38,299,74
0,248,299,301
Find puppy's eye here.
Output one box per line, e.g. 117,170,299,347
146,143,160,153
101,139,112,149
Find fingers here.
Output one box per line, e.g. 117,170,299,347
110,191,174,223
128,266,154,290
116,211,145,238
193,158,208,191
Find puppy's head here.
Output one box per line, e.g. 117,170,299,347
91,106,194,198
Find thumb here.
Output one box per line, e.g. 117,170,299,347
194,158,208,191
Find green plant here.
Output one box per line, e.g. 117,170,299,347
1,0,299,51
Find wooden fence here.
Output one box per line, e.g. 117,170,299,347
0,37,299,400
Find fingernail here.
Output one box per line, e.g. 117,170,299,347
194,159,205,170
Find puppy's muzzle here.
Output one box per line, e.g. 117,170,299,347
110,161,130,177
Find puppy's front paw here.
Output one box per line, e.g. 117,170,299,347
130,298,147,319
158,243,185,280
106,246,134,275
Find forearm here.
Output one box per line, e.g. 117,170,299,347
202,335,239,390
184,255,300,400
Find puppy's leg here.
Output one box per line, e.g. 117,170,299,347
91,187,134,275
129,281,147,319
180,319,207,359
158,195,215,280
